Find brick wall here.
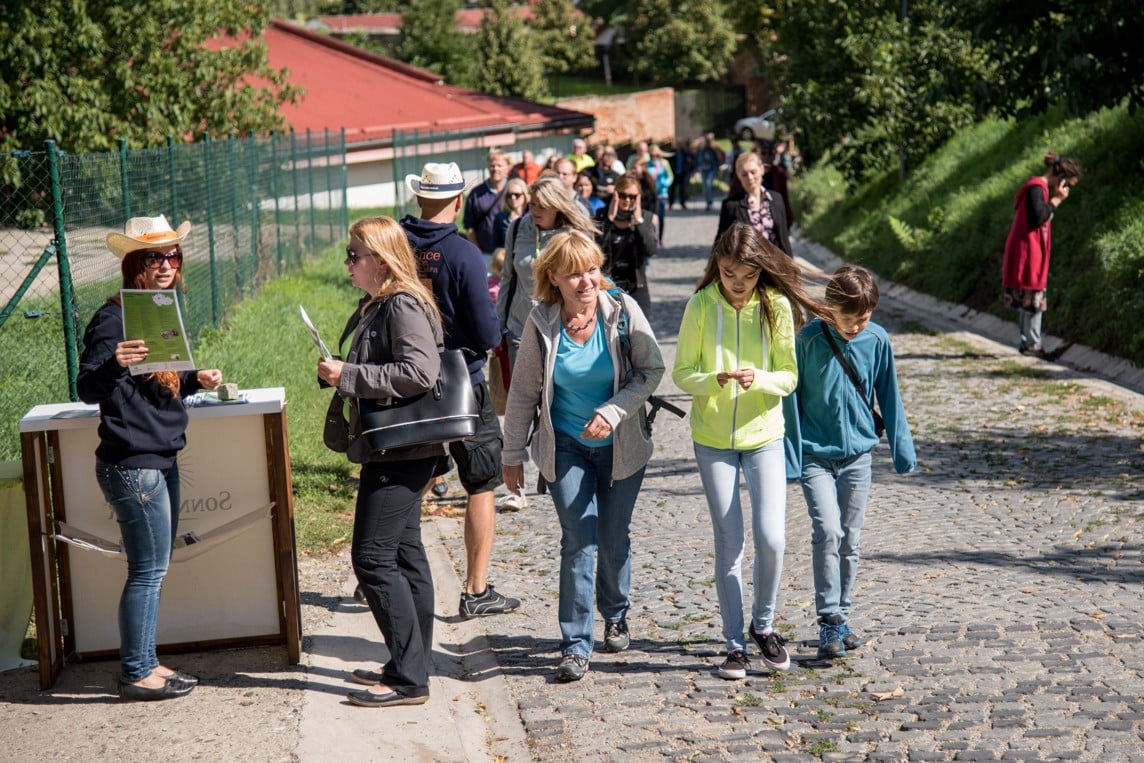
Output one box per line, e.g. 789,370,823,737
556,88,676,148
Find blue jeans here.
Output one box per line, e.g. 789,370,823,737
801,452,872,620
694,440,786,652
95,460,180,683
547,433,645,659
700,169,717,207
352,457,438,697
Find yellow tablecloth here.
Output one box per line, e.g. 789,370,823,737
0,462,35,672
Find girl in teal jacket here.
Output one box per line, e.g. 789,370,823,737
673,223,830,680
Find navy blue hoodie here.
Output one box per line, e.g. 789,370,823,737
77,300,203,468
400,215,501,383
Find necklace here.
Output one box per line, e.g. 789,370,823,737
563,306,597,332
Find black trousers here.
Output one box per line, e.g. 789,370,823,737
351,456,438,696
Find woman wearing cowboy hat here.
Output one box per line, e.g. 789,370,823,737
78,215,223,702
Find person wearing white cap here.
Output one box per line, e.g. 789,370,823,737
78,215,223,701
400,162,521,619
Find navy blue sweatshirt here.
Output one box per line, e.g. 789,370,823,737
400,215,502,383
77,300,203,468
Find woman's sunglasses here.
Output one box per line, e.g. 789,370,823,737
507,192,525,199
141,251,182,269
345,246,369,264
617,192,639,202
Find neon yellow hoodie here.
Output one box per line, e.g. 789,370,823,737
672,282,797,450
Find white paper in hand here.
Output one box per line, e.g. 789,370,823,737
299,305,332,359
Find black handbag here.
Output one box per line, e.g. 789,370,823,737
359,348,479,453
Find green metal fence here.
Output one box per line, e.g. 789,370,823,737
0,130,348,461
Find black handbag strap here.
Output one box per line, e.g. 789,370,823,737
821,322,881,425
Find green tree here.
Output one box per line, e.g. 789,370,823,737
470,0,548,100
531,0,596,76
618,0,736,85
397,0,475,84
0,0,299,155
772,0,991,180
964,0,1144,117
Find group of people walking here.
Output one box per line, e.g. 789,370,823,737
82,140,1078,707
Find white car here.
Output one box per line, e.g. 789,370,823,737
734,109,778,141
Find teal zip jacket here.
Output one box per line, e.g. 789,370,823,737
673,282,797,450
783,318,916,478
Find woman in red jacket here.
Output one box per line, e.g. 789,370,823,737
1001,152,1082,357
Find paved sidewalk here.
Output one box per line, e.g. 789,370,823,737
426,208,1143,761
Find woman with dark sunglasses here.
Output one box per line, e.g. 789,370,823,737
492,176,530,253
78,215,223,701
595,175,658,313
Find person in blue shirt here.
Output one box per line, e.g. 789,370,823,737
784,266,916,660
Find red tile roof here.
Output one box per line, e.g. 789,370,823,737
264,20,591,147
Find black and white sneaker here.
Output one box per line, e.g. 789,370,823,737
716,650,750,680
603,619,630,653
750,625,791,671
458,585,520,619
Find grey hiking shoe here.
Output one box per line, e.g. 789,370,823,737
555,654,589,682
603,618,630,653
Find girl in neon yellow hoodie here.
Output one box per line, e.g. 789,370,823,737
673,223,829,680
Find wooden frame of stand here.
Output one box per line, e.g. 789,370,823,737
19,387,301,689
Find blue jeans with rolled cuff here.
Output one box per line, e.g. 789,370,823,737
95,460,180,683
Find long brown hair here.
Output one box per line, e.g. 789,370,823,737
698,223,830,331
107,247,185,396
349,215,441,324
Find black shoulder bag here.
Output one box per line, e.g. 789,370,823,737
821,324,885,438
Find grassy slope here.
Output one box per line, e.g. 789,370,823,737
794,104,1144,364
194,250,361,555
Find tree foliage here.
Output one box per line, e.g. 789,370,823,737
770,0,1143,181
618,0,736,85
531,0,597,76
0,0,299,155
397,0,475,84
469,0,549,101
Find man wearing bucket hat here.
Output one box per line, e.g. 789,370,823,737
400,162,521,620
78,215,223,701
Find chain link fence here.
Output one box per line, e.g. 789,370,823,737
0,130,348,461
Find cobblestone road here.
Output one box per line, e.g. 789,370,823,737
435,207,1144,762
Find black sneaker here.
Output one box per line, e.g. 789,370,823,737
555,654,589,682
817,615,846,659
603,619,630,653
841,623,862,651
716,649,749,680
458,585,521,619
750,625,791,671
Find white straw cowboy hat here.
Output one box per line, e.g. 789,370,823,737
106,215,191,260
404,162,471,200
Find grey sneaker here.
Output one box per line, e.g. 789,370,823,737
750,625,791,671
603,619,630,653
458,585,521,619
716,650,749,680
555,654,589,682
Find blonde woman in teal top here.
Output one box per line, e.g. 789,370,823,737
673,223,829,681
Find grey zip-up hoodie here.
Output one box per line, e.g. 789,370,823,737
502,290,664,482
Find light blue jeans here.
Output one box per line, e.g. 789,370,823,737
547,433,645,659
801,452,872,621
95,460,180,683
694,440,786,652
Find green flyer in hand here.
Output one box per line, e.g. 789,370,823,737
120,289,195,375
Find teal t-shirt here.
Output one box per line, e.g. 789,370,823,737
551,320,614,447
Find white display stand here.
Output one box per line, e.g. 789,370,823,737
20,387,301,689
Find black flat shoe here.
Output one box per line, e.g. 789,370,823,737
346,688,428,708
165,670,199,687
119,679,194,702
